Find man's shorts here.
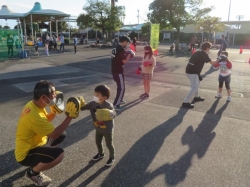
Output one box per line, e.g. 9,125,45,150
142,73,153,80
18,146,64,167
218,74,231,82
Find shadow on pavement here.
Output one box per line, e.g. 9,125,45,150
77,166,109,187
101,99,228,186
58,160,101,187
144,99,229,186
101,107,189,186
201,65,218,78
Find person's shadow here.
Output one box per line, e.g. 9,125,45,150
143,99,229,186
101,108,189,186
202,65,218,78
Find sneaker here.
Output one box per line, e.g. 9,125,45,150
140,93,146,98
182,102,194,108
105,158,115,167
114,105,123,111
120,100,126,105
194,96,205,101
215,93,222,98
227,96,231,102
92,153,104,161
25,171,51,186
141,93,149,100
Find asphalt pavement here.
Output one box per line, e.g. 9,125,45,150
1,44,250,187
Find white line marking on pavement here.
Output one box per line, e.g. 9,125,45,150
13,75,96,92
232,60,246,62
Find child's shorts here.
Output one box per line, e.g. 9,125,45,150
218,74,231,82
142,73,153,80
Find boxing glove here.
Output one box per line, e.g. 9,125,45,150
226,61,232,69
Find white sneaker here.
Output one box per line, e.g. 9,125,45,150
215,93,222,98
25,171,52,186
227,96,231,102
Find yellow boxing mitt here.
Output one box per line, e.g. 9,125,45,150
65,97,80,118
96,109,115,121
77,96,86,109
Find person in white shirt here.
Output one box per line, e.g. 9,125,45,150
213,51,232,101
59,34,65,53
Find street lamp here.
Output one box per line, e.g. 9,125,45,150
228,0,231,21
137,10,139,41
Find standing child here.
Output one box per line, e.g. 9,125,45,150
34,40,39,56
45,41,49,56
213,51,232,101
140,45,156,99
73,35,77,53
81,85,116,166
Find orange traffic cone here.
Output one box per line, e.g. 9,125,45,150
153,49,158,55
240,45,243,54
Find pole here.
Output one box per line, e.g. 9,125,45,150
68,17,70,44
49,21,52,38
137,10,139,41
23,18,27,44
87,28,88,44
228,0,231,21
56,20,58,38
30,14,33,43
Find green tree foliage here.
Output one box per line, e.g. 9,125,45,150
51,21,68,32
148,0,211,50
77,0,125,34
141,22,151,36
3,26,10,29
196,16,225,41
77,13,94,29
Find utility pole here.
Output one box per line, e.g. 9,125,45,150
228,0,231,21
137,10,139,41
111,0,115,7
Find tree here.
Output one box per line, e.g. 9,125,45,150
51,21,68,32
141,22,151,36
77,13,94,29
77,0,125,35
3,26,10,29
0,25,2,29
148,0,212,50
196,16,224,42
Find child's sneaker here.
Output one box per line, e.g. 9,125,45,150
215,93,222,98
120,100,126,105
25,171,51,186
114,105,123,111
92,153,104,161
105,158,115,167
227,96,231,102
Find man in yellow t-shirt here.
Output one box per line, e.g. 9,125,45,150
15,80,73,186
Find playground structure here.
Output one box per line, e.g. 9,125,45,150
0,2,71,45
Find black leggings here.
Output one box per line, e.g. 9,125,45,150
219,81,230,90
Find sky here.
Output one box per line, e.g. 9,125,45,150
0,0,249,29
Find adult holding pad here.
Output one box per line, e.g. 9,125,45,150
182,42,219,108
111,36,132,110
15,80,75,186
